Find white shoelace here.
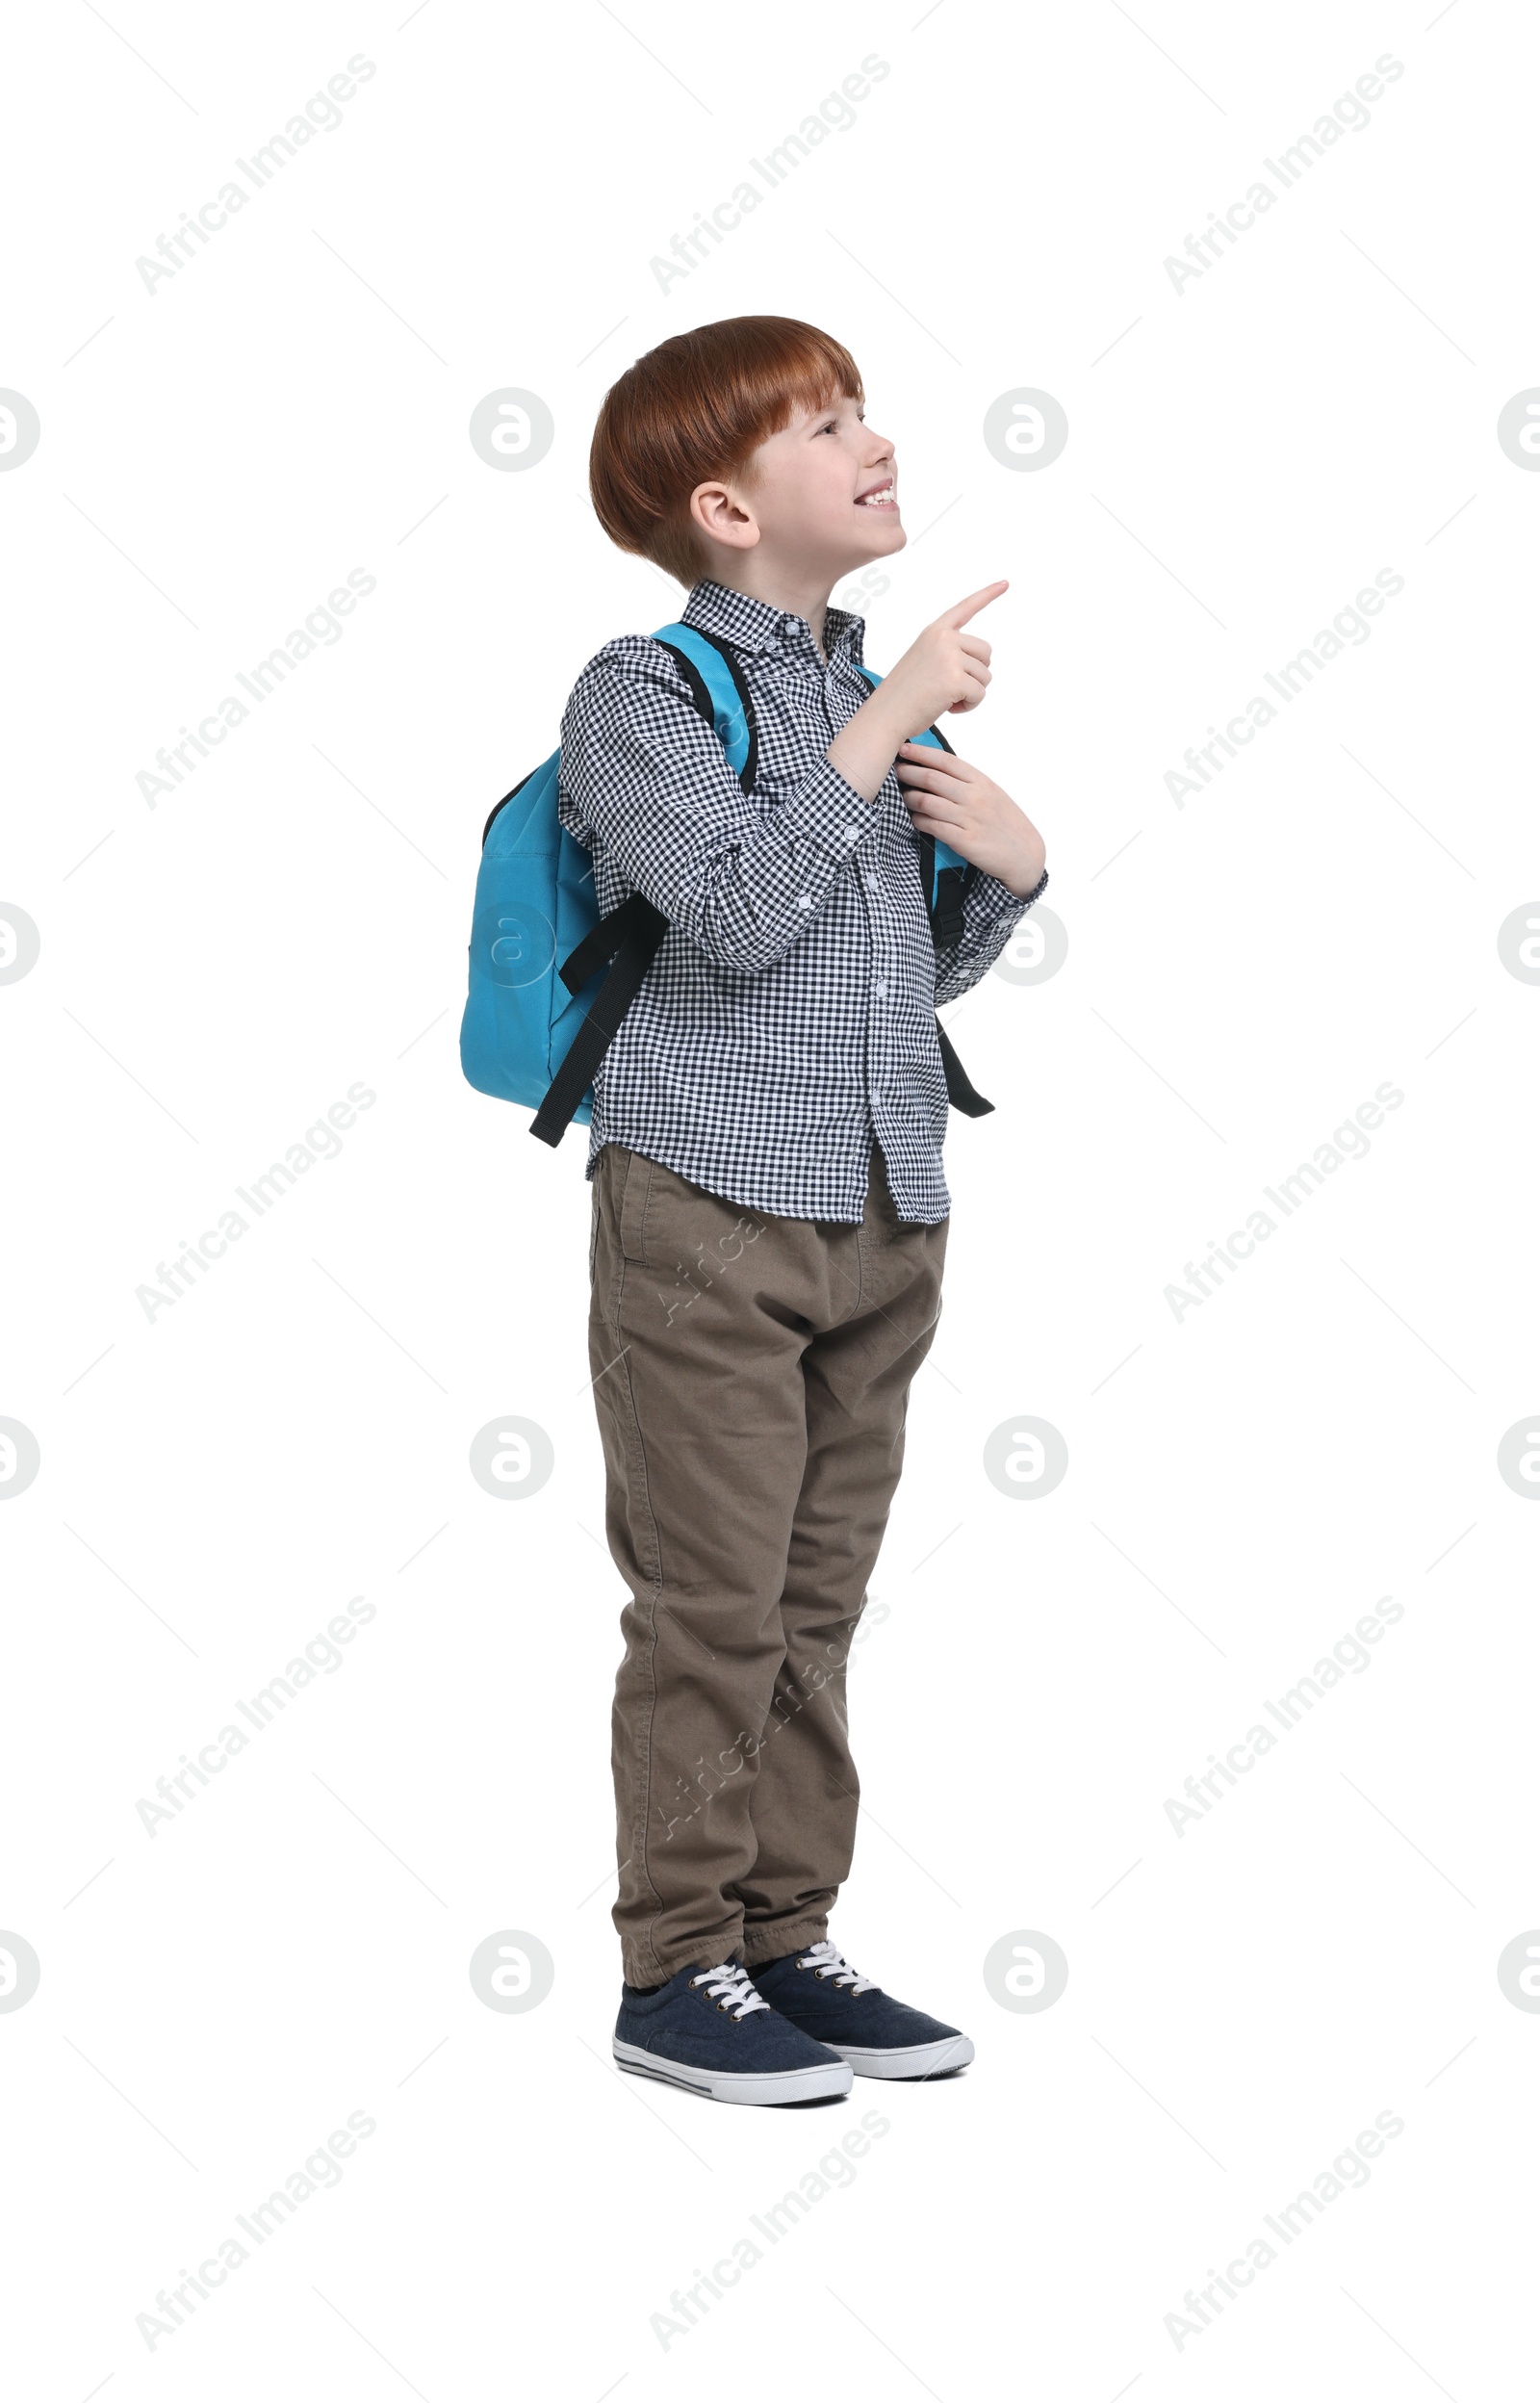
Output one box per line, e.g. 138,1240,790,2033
796,1940,877,1993
689,1962,770,2019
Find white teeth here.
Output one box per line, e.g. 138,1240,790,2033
858,484,895,505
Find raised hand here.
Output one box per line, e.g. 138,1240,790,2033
824,581,1010,806
879,580,1008,731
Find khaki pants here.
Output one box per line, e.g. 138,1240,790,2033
587,1139,949,1987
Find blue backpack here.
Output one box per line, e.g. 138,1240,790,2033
459,620,992,1145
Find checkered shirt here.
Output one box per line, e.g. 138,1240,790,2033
555,578,1047,1224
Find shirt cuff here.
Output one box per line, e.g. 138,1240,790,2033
780,757,878,862
970,864,1048,924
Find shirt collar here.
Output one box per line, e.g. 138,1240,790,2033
681,579,866,668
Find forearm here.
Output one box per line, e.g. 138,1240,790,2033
561,648,885,974
824,685,913,803
997,822,1047,900
665,758,879,969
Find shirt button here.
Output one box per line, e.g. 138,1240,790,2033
874,981,887,998
840,826,860,844
797,894,813,910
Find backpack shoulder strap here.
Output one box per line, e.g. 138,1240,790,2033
650,621,757,791
851,661,992,1119
527,623,756,1148
850,663,970,947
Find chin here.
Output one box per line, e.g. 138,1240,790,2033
854,515,906,562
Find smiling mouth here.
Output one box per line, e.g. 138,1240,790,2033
856,478,897,508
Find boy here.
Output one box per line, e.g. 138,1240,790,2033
558,316,1048,2106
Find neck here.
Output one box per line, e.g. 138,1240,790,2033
701,557,835,658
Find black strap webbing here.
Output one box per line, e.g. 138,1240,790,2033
555,891,659,996
916,832,989,1108
528,894,669,1148
937,1019,994,1118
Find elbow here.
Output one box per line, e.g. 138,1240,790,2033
676,888,803,976
686,919,795,976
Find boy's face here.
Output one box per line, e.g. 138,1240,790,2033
690,393,906,584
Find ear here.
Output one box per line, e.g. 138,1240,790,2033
689,478,760,555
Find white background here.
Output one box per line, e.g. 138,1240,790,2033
4,0,1537,2394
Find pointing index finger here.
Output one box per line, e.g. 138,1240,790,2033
939,580,1009,630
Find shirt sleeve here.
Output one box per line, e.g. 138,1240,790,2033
933,864,1049,1006
557,636,878,974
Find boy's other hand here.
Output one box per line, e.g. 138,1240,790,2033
882,581,1008,730
895,741,1046,900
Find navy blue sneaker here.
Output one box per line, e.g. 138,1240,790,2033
750,1940,975,2080
613,1960,853,2106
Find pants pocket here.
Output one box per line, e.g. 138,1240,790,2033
615,1148,655,1264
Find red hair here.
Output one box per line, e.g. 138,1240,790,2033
589,315,863,587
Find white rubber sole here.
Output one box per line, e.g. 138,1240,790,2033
830,2033,975,2080
613,2036,853,2106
